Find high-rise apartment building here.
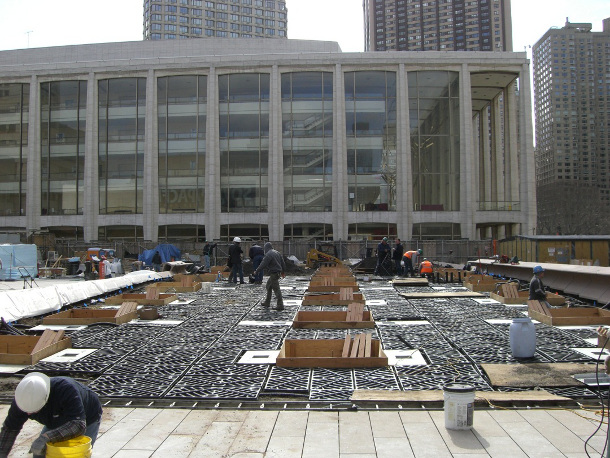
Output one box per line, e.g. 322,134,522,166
143,0,287,41
533,19,610,234
364,0,513,52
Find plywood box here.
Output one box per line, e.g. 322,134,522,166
490,290,565,306
43,303,138,325
104,293,176,306
307,284,359,293
528,300,610,326
302,290,365,306
147,282,202,293
276,337,387,368
293,310,374,329
0,332,72,365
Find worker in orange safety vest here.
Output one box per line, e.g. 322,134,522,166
402,249,422,277
419,258,434,278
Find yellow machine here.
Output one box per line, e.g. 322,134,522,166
306,244,343,268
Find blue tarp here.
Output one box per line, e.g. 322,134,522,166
138,244,181,266
0,244,38,280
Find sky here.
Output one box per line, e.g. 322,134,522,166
0,0,608,54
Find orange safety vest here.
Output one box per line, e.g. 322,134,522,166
420,260,433,273
403,250,417,259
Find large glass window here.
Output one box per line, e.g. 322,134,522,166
98,78,146,214
41,81,86,216
158,75,207,213
282,72,333,212
218,73,269,212
0,83,29,216
408,71,460,211
345,71,397,212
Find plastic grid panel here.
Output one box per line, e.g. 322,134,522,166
164,375,265,400
395,363,492,391
264,366,311,393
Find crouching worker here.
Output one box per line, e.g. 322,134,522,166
0,373,103,458
253,242,286,311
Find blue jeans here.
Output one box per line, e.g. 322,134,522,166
230,264,244,283
203,254,211,270
36,420,100,458
252,255,264,283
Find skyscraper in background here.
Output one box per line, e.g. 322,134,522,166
533,18,610,234
363,0,512,52
143,0,287,41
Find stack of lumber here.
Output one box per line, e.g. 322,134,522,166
115,302,138,318
345,303,365,322
342,332,373,358
31,330,66,354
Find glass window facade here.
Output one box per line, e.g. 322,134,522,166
345,71,397,212
158,75,207,213
41,81,86,216
281,72,333,212
98,78,146,214
408,71,460,211
0,83,28,216
218,73,269,212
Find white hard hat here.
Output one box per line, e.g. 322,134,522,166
233,237,241,243
15,372,50,413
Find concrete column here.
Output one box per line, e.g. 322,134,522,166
26,75,41,234
481,106,492,205
332,64,348,240
519,64,537,235
459,64,476,239
490,97,501,202
397,64,412,240
143,69,158,242
205,67,220,241
268,65,284,241
505,81,519,203
83,72,99,242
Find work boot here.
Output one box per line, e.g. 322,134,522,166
262,302,270,308
275,304,284,311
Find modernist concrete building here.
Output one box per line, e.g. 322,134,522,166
0,39,535,242
143,0,287,41
364,0,513,52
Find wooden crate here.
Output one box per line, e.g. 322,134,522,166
43,302,138,325
104,293,176,306
276,335,388,368
0,331,72,365
147,282,202,293
307,284,359,293
302,289,365,306
528,300,610,326
490,283,565,306
293,305,374,329
464,275,500,292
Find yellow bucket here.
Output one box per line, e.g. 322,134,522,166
46,436,92,458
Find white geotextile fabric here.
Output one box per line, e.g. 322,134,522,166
0,271,165,323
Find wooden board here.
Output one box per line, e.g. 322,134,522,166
276,338,388,368
104,293,177,306
528,301,610,326
481,362,594,387
307,285,359,293
392,278,429,287
302,292,365,306
292,310,374,329
399,291,484,299
350,389,569,404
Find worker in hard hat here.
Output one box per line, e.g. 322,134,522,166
419,258,434,279
529,265,548,302
253,242,286,311
228,237,244,284
374,237,392,276
0,372,102,457
403,249,422,277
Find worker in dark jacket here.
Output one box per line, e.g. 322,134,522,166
202,241,217,272
249,242,265,284
228,237,244,284
253,242,286,311
529,265,548,302
374,237,392,276
151,251,162,272
392,239,404,275
0,373,102,458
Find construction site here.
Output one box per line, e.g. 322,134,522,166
1,242,610,455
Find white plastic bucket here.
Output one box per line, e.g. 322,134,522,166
444,383,475,430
